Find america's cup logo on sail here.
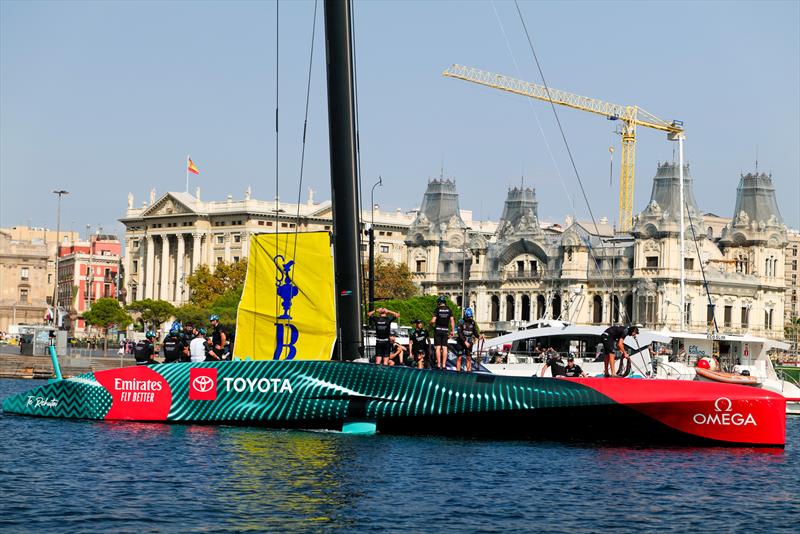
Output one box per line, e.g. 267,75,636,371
274,254,300,360
692,397,757,426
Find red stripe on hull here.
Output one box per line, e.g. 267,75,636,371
567,378,786,446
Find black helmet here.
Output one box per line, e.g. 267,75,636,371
437,296,446,304
627,325,640,336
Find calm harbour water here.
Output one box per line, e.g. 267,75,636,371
1,378,798,533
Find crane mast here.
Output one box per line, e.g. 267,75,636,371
443,64,684,232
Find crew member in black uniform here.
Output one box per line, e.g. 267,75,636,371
563,356,587,377
430,296,455,370
134,331,158,366
408,319,430,369
455,308,483,372
181,322,195,362
386,332,406,366
161,322,185,364
208,314,226,360
601,324,639,377
367,307,400,365
540,347,566,377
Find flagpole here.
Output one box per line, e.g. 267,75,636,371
185,155,190,192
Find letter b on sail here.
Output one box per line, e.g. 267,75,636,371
273,323,300,360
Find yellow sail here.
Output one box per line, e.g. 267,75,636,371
234,232,336,360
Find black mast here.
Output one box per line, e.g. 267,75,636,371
324,0,363,360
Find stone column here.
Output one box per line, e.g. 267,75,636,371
175,234,185,303
224,233,231,263
515,293,522,321
241,231,250,259
500,294,507,322
192,233,202,274
122,238,132,304
207,233,216,273
160,235,170,301
145,235,155,300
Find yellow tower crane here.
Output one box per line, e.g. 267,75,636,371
443,64,685,232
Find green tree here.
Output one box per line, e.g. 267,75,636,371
174,303,210,328
209,286,244,331
186,259,248,308
126,299,176,330
83,298,132,352
364,257,418,301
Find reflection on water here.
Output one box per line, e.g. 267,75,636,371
1,379,798,533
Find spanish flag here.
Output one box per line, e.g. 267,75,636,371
188,158,200,175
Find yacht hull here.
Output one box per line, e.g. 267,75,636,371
2,360,786,447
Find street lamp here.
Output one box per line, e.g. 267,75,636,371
52,190,69,327
367,176,382,311
461,226,472,317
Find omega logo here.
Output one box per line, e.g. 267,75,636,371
693,397,756,426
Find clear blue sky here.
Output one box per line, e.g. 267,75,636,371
1,0,798,237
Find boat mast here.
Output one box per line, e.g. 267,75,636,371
324,0,363,360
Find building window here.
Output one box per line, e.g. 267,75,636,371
379,231,385,236
48,273,52,284
281,223,288,228
20,267,29,280
724,305,732,328
233,256,240,263
684,258,694,270
387,232,392,236
324,225,330,230
765,309,774,330
19,288,29,303
793,260,797,271
443,262,450,273
234,234,241,243
517,260,525,273
707,227,713,239
740,306,749,328
707,304,715,326
793,247,797,257
217,235,224,244
258,220,265,226
684,302,691,325
216,257,223,264
645,256,658,268
416,260,426,273
132,260,138,273
380,245,390,254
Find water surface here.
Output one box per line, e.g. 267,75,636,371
1,379,797,532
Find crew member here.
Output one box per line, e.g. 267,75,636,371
134,331,158,366
563,356,587,377
601,324,639,377
368,307,399,365
161,322,185,364
540,347,565,377
190,328,208,362
181,322,195,362
386,332,406,366
430,296,455,370
456,308,483,372
208,315,226,360
408,319,429,369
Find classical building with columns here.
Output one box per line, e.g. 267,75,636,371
119,188,417,305
406,167,790,340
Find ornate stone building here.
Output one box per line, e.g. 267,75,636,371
405,166,790,339
119,188,415,305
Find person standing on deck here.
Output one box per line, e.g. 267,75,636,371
601,325,639,377
408,319,430,369
368,307,399,365
456,308,483,372
190,328,208,363
208,315,226,360
430,296,455,370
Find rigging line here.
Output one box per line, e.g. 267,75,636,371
291,0,319,262
490,0,572,213
274,0,281,337
685,195,719,334
351,0,368,323
512,0,612,297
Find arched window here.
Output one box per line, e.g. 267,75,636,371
592,295,603,324
552,294,562,320
505,295,515,321
707,227,713,239
521,295,531,321
490,296,500,322
536,294,546,319
612,295,620,323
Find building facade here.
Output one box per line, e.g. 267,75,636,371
406,167,790,339
0,230,49,331
119,188,416,305
56,234,122,334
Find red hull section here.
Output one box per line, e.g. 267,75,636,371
572,378,786,446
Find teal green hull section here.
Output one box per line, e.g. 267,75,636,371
2,360,612,428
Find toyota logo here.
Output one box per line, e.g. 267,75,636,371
192,375,215,393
